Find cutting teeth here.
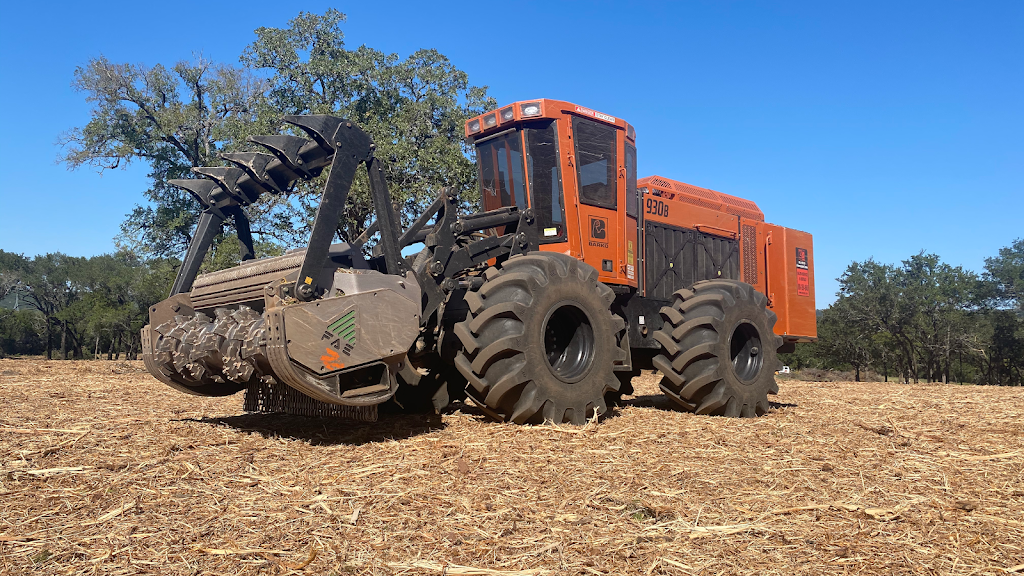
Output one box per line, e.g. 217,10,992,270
248,134,315,178
192,167,257,204
167,179,219,208
283,114,346,152
166,115,349,214
219,152,285,194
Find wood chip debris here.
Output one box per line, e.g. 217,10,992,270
2,359,1022,575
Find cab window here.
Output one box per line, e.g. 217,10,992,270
524,120,566,242
477,132,526,212
573,117,617,210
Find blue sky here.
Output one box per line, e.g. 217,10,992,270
0,1,1020,305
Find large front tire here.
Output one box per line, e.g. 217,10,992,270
651,280,782,417
453,254,626,425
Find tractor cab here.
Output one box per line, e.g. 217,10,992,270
465,100,638,286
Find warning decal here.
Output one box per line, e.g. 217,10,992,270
795,247,810,297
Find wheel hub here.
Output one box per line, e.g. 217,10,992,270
730,321,764,382
543,302,596,383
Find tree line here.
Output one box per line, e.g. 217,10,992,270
3,240,1021,387
781,239,1023,386
0,251,175,359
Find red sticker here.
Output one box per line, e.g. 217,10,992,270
795,247,810,297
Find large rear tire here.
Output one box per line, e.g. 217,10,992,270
453,254,626,425
651,280,782,417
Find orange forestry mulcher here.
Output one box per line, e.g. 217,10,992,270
141,98,816,426
463,99,816,417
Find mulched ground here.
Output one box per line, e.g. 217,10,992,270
1,359,1022,575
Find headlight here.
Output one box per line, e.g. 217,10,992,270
483,113,497,128
500,107,514,122
467,119,481,134
520,102,541,117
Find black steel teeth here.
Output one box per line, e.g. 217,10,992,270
243,379,378,421
219,152,285,194
166,179,220,209
167,114,346,210
283,115,346,152
248,134,315,179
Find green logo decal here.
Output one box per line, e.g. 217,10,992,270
328,310,357,345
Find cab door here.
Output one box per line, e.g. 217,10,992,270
571,116,620,282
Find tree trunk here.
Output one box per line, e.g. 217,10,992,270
45,318,52,360
114,333,121,360
60,322,68,360
855,364,861,382
107,334,115,360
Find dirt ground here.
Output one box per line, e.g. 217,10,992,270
1,359,1022,575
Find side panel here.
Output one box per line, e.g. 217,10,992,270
764,224,817,340
644,221,741,301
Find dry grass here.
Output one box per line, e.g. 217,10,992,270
1,358,1022,575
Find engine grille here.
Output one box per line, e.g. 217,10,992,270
742,225,758,285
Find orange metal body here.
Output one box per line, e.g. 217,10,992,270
466,99,816,341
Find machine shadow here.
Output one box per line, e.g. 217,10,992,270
184,409,445,446
605,394,799,418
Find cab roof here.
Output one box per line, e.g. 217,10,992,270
465,99,635,142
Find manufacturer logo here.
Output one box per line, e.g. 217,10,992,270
322,309,358,357
328,310,357,344
588,216,609,248
574,105,616,123
320,347,345,371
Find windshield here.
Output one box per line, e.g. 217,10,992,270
475,123,566,243
477,131,526,212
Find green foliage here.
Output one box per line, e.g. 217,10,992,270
983,238,1024,312
0,310,46,357
63,9,493,264
61,57,266,258
0,251,175,359
0,250,29,303
239,9,495,242
787,240,1023,386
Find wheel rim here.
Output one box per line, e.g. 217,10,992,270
730,321,764,382
543,301,596,383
